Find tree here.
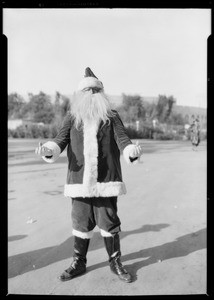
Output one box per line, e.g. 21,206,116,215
53,91,62,126
23,92,55,124
118,94,146,123
8,93,26,118
143,101,156,120
60,95,70,118
53,92,70,126
169,112,185,125
165,96,176,121
155,95,176,123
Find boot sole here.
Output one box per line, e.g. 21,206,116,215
58,270,86,282
118,275,132,283
119,276,132,283
110,270,132,283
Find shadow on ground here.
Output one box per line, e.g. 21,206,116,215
8,235,28,242
88,227,206,282
8,225,206,281
8,223,169,278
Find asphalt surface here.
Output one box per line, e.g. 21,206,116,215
8,139,207,295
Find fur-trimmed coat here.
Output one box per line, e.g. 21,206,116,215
42,110,137,198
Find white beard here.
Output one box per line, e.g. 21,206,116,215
71,90,113,128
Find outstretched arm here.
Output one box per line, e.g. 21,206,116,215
112,111,142,164
35,112,72,163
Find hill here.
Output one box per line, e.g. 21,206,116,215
106,95,206,118
173,105,206,118
108,95,207,119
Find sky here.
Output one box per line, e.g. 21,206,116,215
3,8,211,108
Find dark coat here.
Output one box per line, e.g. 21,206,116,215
45,110,132,198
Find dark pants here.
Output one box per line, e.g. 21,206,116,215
71,196,121,234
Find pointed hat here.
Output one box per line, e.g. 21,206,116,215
77,67,103,91
84,67,98,79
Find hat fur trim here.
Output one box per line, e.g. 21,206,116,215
78,77,103,91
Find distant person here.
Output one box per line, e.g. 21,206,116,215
35,67,143,283
189,116,200,150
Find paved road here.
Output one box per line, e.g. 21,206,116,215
8,139,207,295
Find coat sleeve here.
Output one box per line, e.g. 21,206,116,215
53,112,72,152
112,110,139,164
42,112,72,163
112,110,132,151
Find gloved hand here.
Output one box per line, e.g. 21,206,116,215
35,142,53,157
129,144,143,159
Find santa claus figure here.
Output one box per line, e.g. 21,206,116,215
35,67,142,283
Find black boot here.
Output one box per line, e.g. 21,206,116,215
59,236,90,281
103,233,132,283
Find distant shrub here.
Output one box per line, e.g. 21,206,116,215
125,126,144,139
50,124,58,138
154,132,174,140
8,123,58,139
40,125,50,138
30,124,42,138
140,124,153,139
125,125,182,140
15,125,26,138
8,128,19,138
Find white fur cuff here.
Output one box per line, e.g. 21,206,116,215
64,181,126,198
123,144,137,164
78,77,103,91
42,141,61,163
100,229,113,237
72,229,94,239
